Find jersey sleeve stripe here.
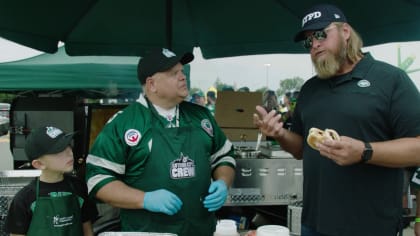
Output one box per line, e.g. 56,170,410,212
87,174,115,194
210,140,233,164
86,154,126,174
211,156,236,170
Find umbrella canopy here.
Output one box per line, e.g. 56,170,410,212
0,47,191,98
0,0,420,58
0,47,140,97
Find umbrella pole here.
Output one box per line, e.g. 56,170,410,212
166,0,173,50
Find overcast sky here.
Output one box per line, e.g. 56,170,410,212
190,41,420,92
1,37,420,92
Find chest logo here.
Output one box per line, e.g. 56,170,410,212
201,119,214,137
125,129,141,146
170,152,195,179
357,79,371,88
52,214,74,227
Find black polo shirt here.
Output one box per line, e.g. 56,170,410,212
291,53,420,236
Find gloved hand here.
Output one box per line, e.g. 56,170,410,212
203,180,228,212
143,189,183,215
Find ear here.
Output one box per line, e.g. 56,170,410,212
31,159,46,170
146,76,158,93
341,23,351,41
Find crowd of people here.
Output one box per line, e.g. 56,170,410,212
5,2,420,236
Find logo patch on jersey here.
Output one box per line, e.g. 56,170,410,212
357,79,371,88
125,129,141,146
170,152,195,179
201,119,214,137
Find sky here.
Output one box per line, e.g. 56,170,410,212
189,41,420,92
1,37,420,92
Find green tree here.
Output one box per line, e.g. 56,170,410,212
276,77,304,96
212,77,235,91
255,87,268,93
213,77,224,91
0,93,16,103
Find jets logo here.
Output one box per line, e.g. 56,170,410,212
46,126,63,139
162,48,176,58
201,119,214,137
125,129,141,146
357,79,371,88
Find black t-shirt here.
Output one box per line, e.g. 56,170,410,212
5,174,98,234
291,53,420,235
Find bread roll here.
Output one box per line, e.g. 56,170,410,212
307,127,340,150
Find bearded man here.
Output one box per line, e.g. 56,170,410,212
253,3,420,236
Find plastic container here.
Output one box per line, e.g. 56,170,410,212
98,233,177,236
256,225,290,236
214,219,240,236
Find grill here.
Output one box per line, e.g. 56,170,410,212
0,170,40,235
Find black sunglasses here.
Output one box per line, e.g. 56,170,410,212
302,25,337,49
303,30,327,49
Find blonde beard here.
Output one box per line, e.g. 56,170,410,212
312,38,347,79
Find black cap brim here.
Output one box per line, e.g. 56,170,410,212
159,52,194,72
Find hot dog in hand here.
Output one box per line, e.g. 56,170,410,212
307,127,340,150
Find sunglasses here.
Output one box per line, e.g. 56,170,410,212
302,25,336,49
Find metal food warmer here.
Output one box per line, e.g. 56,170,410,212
225,142,303,206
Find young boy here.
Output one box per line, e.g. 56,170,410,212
6,126,97,236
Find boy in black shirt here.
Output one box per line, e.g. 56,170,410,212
6,126,97,236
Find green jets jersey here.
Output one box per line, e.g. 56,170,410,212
87,95,235,196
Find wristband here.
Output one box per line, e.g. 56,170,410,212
416,217,420,223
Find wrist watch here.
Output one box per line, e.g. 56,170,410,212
361,142,373,163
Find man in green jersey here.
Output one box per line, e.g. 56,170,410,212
86,48,235,236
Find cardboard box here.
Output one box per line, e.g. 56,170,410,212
215,91,263,128
221,128,263,141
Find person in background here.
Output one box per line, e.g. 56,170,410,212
86,48,236,236
400,167,416,229
262,90,280,113
410,168,420,235
253,3,420,236
262,90,281,143
190,90,206,106
281,91,299,130
206,90,217,116
6,126,97,236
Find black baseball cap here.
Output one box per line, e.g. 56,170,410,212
294,4,347,42
25,126,75,161
137,48,194,85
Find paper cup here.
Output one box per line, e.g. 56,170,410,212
256,225,289,236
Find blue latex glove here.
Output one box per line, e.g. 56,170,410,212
203,180,228,212
144,189,183,215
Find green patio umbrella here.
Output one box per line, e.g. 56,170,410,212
0,0,420,58
0,47,191,97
